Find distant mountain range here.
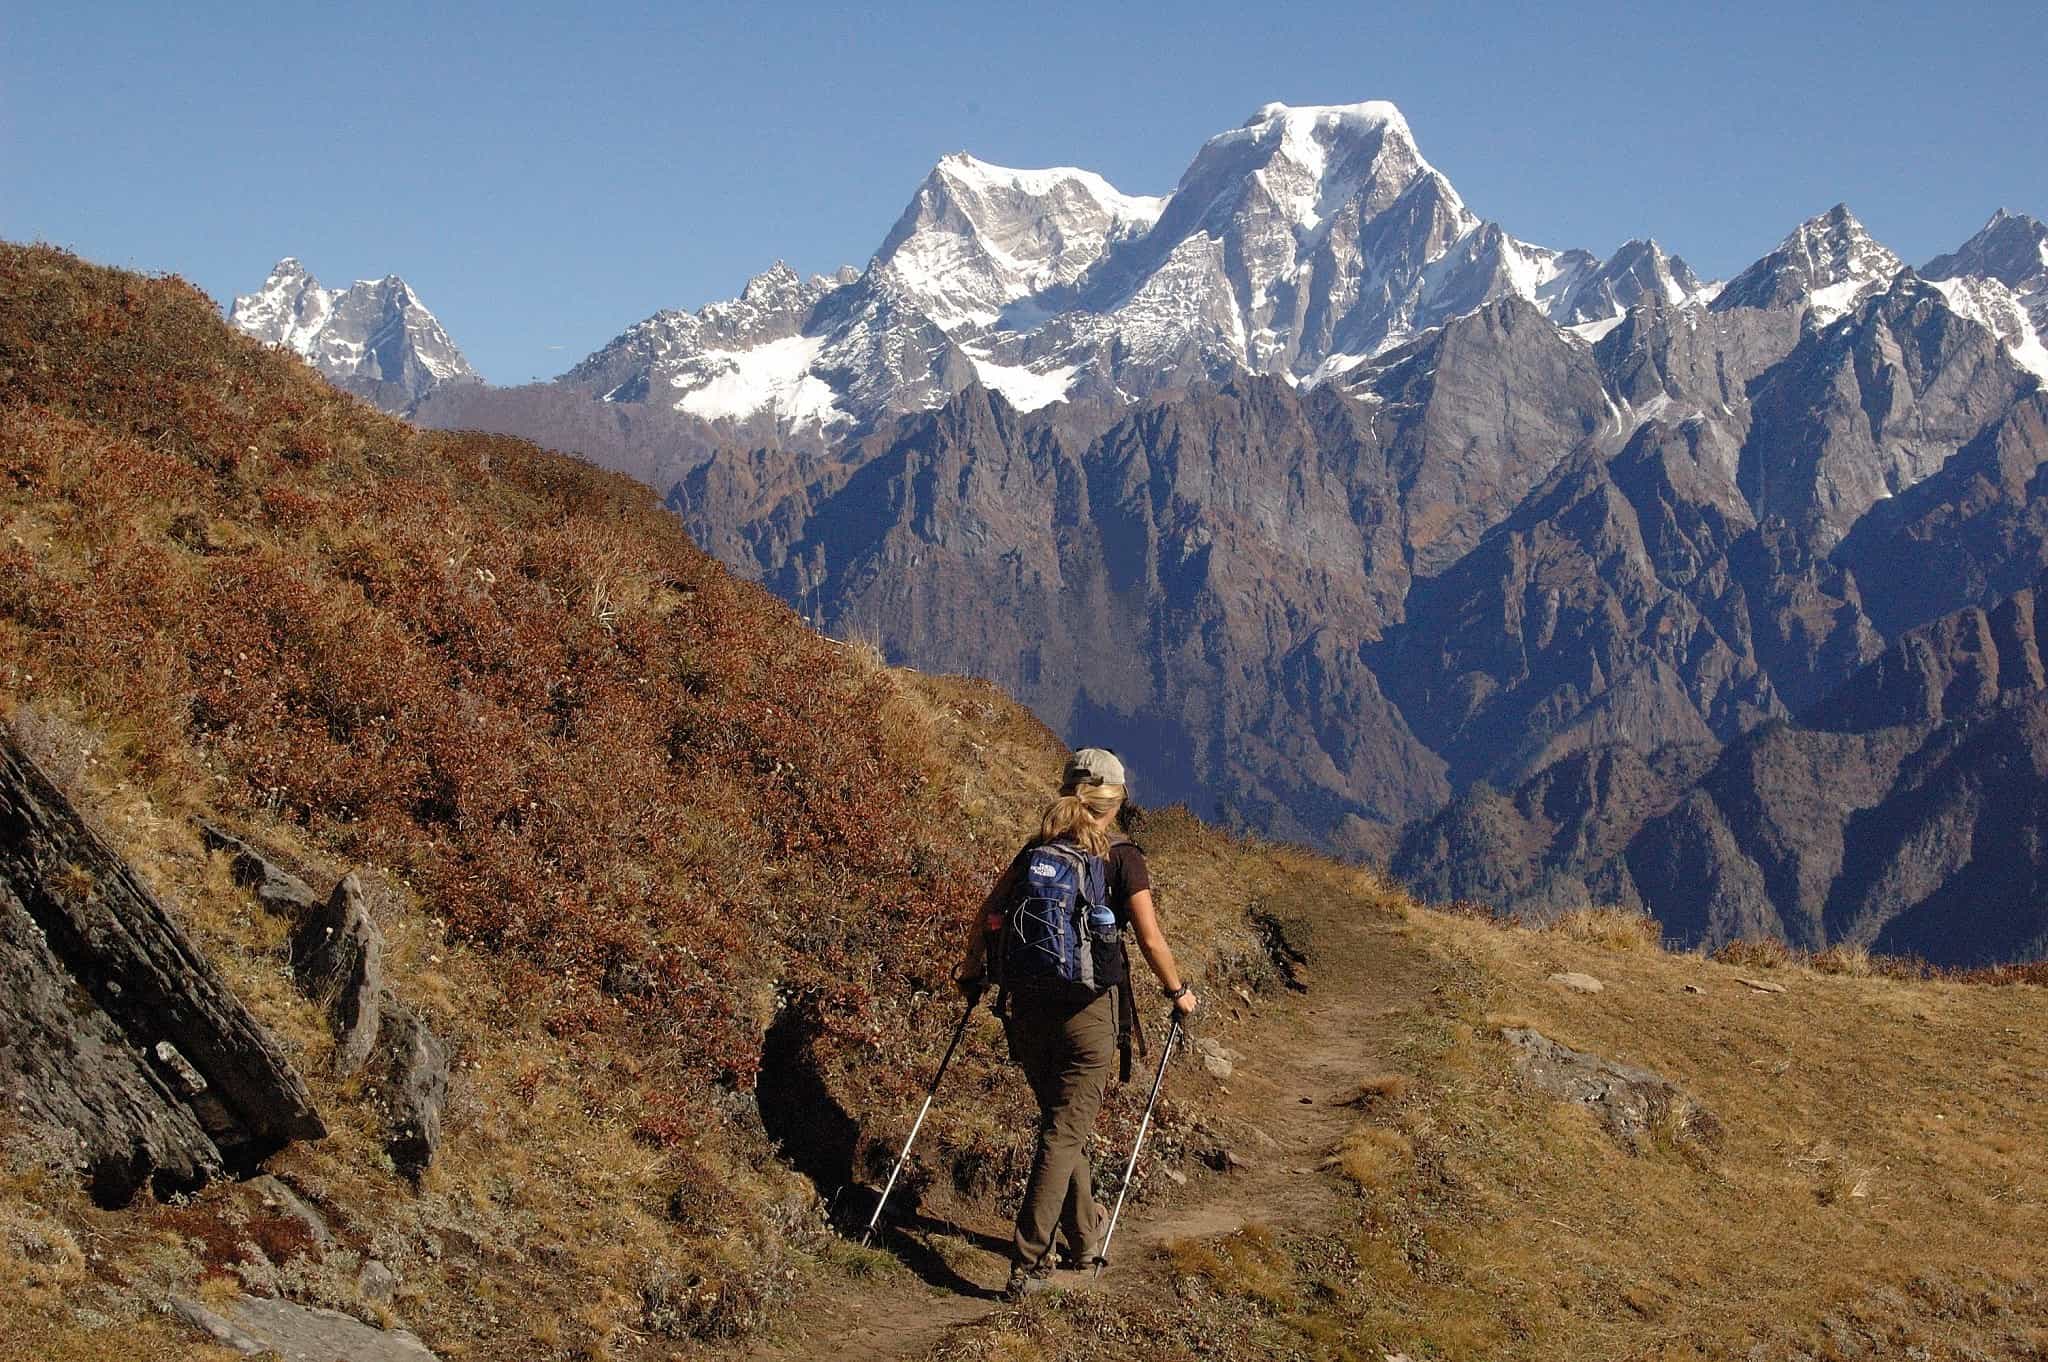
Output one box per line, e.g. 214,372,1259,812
234,101,2048,963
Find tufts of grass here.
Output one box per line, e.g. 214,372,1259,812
1166,1224,1299,1313
1811,941,1875,977
1712,935,1794,970
1547,905,1662,952
1331,1125,1413,1191
813,1237,903,1281
1339,1072,1414,1111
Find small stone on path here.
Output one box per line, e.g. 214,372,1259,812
1549,971,1604,993
1195,1037,1235,1080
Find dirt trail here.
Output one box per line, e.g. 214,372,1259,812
743,912,1420,1362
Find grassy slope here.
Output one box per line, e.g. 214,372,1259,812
938,898,2048,1361
1,244,2043,1361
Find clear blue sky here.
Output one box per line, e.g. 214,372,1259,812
7,0,2043,384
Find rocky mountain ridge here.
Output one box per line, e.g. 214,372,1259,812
229,258,478,413
404,101,1745,463
1395,569,2048,965
407,105,2047,456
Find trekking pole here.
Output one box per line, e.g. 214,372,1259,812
861,993,978,1248
1095,1011,1184,1278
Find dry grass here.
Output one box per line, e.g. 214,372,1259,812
1546,905,1663,951
1165,1224,1298,1313
1338,1072,1413,1110
1331,1125,1413,1190
1373,902,2048,1359
1712,934,1795,970
1812,941,1876,976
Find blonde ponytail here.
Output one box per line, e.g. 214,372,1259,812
1039,783,1125,857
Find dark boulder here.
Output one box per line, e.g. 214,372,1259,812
201,823,322,917
291,872,387,1076
0,724,325,1205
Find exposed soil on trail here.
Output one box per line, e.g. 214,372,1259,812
742,910,1430,1361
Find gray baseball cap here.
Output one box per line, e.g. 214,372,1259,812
1062,747,1126,790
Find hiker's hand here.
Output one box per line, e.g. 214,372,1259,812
1173,989,1197,1018
955,971,985,1004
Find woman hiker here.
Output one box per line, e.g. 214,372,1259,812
954,747,1199,1300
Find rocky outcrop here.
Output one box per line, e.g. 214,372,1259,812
373,999,449,1180
214,837,450,1180
0,726,325,1205
1502,1027,1718,1153
203,823,322,916
293,872,387,1075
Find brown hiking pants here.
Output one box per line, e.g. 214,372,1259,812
1004,987,1116,1269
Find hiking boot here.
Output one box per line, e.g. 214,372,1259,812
1003,1264,1057,1301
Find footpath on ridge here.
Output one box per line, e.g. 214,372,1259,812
743,901,1427,1361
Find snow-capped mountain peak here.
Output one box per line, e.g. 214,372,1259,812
1154,99,1470,249
1925,208,2048,288
231,258,335,357
550,100,1682,433
1554,238,1714,334
1921,209,2048,382
1713,204,1904,321
230,259,476,412
875,152,1166,331
1922,209,2048,359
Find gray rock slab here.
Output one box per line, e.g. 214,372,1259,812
201,824,322,917
292,872,386,1075
1502,1026,1719,1153
173,1293,438,1361
1548,971,1605,993
0,723,325,1205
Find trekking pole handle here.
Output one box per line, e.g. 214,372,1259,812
861,995,977,1248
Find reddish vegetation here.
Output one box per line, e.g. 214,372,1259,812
0,244,979,1129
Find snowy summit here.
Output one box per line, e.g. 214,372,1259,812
229,259,478,414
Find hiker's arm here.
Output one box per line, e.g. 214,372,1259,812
955,859,1018,985
1125,889,1197,1015
956,890,990,980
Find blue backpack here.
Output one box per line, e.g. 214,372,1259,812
987,841,1117,997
